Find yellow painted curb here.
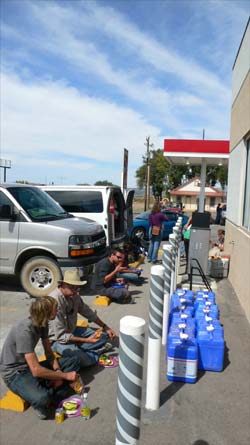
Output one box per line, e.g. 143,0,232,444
0,390,30,412
94,296,111,306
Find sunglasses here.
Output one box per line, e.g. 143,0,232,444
113,253,123,260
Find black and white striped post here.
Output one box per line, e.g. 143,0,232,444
162,244,173,346
169,233,177,294
173,226,179,268
173,225,182,286
116,316,146,445
146,265,164,410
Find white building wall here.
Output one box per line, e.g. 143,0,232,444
227,140,247,225
232,23,250,103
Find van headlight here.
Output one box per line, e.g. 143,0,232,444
69,235,106,257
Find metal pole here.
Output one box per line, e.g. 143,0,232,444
144,136,153,210
116,316,146,445
146,265,164,410
146,161,150,210
162,244,173,346
199,158,207,212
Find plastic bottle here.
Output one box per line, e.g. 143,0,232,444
81,393,91,420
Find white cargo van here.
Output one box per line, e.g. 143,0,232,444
42,186,134,248
0,184,107,297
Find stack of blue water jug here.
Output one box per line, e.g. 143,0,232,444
167,289,225,384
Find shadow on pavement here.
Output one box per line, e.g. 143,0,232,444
192,441,210,445
79,364,105,386
160,381,185,407
223,343,230,370
0,274,25,293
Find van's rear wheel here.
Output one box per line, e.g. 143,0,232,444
20,256,62,297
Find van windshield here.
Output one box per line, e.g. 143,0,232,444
46,190,103,213
8,187,72,222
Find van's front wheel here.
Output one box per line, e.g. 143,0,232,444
20,256,62,297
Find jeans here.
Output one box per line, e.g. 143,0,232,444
6,356,81,412
117,271,141,284
148,228,162,263
96,286,130,303
52,327,108,368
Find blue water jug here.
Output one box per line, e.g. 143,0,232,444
195,303,219,320
197,327,225,372
167,335,198,383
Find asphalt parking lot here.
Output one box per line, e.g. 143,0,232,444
0,237,250,445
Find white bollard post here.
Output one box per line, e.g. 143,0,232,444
173,226,181,286
170,233,178,291
169,234,176,296
145,265,164,411
173,226,179,274
116,316,146,445
162,244,173,346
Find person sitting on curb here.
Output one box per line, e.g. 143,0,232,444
0,296,81,420
116,250,143,285
49,270,116,368
91,249,133,303
213,229,225,251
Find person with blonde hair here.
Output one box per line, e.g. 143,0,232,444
148,201,169,264
0,296,80,420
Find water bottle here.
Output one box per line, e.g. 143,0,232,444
80,393,91,420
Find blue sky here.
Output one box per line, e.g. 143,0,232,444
0,0,249,187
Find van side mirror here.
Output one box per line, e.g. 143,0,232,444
0,204,17,221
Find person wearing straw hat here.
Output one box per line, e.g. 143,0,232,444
48,270,116,368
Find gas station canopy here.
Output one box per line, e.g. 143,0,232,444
164,139,229,166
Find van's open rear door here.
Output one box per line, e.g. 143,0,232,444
125,190,134,230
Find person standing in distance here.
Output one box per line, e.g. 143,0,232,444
148,202,169,264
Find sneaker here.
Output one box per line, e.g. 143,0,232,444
33,408,49,420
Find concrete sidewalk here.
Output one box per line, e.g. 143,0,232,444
0,249,249,445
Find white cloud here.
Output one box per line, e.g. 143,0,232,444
2,0,245,185
1,73,162,166
82,1,231,98
1,1,211,131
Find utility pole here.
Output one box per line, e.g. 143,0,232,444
0,159,12,182
144,136,154,211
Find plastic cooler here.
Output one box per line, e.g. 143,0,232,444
197,327,225,372
167,335,198,383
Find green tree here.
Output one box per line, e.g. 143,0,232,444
94,180,114,186
150,150,170,199
136,150,228,198
135,149,190,199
